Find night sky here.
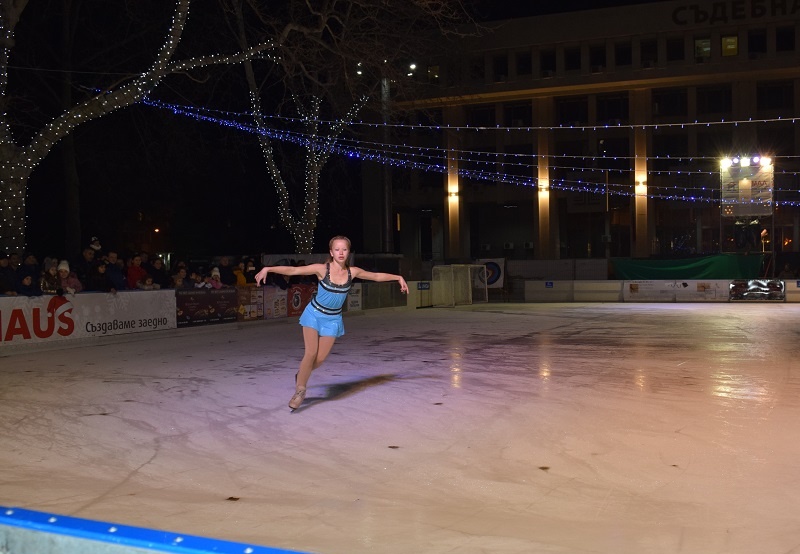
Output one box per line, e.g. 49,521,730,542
473,0,674,20
17,0,673,262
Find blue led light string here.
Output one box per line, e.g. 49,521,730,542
141,96,799,206
138,94,800,170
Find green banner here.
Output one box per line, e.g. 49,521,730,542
611,255,764,280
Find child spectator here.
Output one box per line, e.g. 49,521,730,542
208,268,225,289
56,260,83,294
149,257,171,289
126,254,147,290
40,259,60,294
15,268,42,296
171,266,191,289
137,274,160,290
104,251,127,290
193,271,210,289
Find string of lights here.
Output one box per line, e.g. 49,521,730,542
141,95,800,206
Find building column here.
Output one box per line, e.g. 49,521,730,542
631,89,650,258
443,106,464,259
534,97,555,259
446,141,461,258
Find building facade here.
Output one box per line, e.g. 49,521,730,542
365,0,800,272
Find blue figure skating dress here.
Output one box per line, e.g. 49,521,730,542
299,263,352,338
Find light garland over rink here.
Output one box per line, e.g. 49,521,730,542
141,96,800,207
0,0,278,253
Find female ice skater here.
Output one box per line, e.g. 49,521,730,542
255,236,409,411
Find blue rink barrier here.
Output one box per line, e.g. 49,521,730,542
0,507,310,554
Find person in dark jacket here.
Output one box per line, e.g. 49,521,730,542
217,256,237,287
15,267,42,296
0,252,17,296
148,257,171,289
104,250,127,291
85,261,117,292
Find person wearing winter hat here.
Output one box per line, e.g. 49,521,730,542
21,253,40,278
57,260,83,294
208,267,225,289
15,267,42,296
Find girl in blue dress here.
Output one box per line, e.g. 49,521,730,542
255,236,408,410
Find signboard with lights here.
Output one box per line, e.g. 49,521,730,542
720,155,773,218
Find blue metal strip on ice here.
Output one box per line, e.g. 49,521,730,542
0,506,309,554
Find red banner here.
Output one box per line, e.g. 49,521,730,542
287,284,316,317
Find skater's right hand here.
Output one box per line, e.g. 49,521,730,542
255,267,269,286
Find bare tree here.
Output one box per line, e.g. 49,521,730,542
0,0,274,253
227,0,474,253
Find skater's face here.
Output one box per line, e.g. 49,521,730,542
330,239,350,262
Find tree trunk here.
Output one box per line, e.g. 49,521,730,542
0,157,33,253
0,0,273,253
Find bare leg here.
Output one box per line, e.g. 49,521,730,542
313,336,337,369
296,326,336,388
296,326,319,389
290,327,338,410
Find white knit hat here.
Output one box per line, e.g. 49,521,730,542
57,260,70,272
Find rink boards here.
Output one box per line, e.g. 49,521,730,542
0,507,306,554
524,279,795,302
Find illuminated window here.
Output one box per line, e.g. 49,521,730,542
722,35,738,56
694,37,711,59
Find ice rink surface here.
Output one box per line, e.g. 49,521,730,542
2,302,800,554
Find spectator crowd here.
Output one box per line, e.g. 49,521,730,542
0,236,269,298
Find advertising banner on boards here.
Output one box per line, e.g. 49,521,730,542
0,290,176,346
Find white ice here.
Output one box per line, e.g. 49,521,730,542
2,303,800,554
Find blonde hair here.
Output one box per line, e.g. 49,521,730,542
327,235,352,268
